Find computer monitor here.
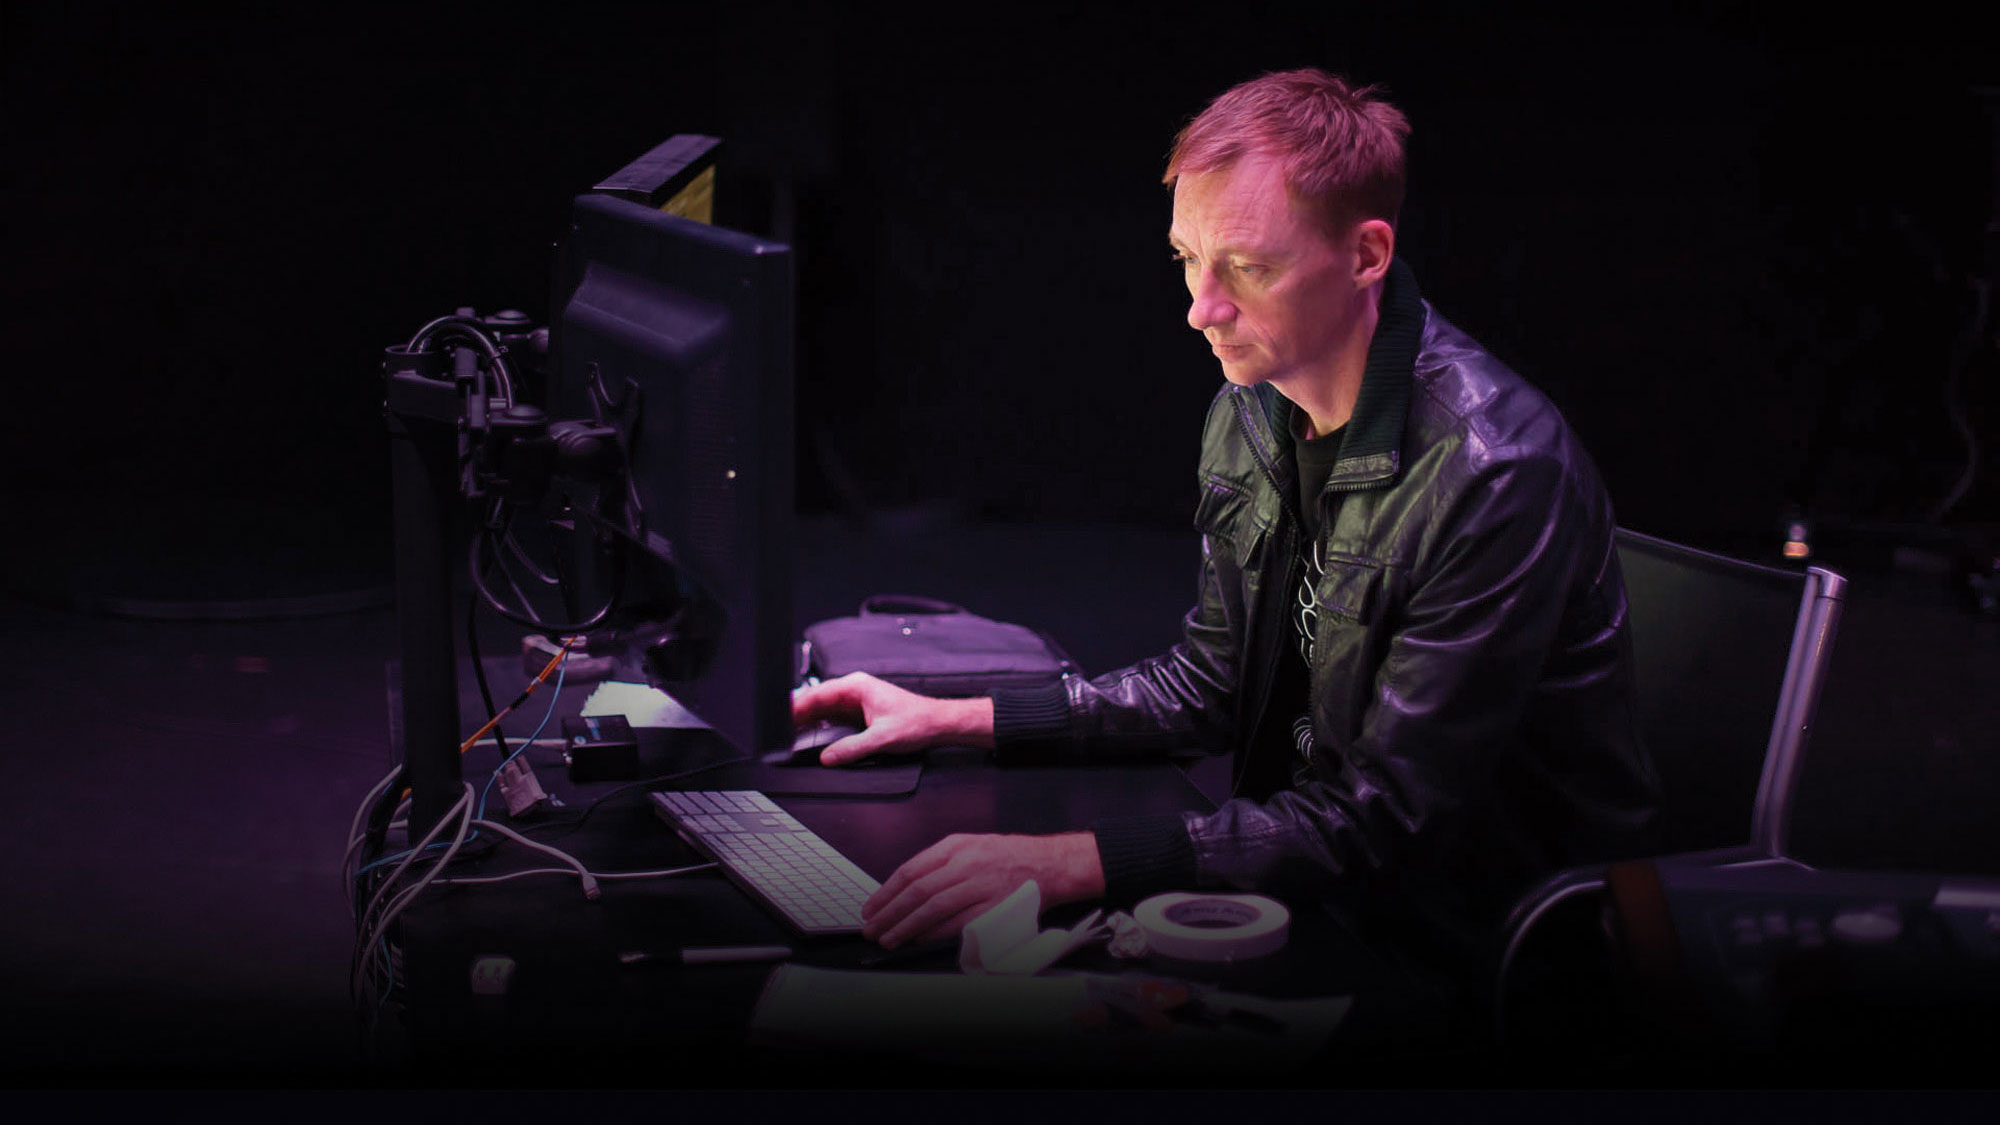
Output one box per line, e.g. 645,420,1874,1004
545,179,796,762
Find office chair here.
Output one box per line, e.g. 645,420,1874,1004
1493,528,1847,1041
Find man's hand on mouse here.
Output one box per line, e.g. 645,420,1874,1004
860,831,1105,949
790,672,994,766
791,673,1102,948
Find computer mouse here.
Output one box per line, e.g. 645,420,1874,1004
762,721,869,768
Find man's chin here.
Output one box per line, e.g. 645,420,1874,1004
1218,364,1267,388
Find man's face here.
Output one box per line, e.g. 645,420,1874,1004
1169,152,1356,391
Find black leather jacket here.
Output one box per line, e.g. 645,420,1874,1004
1008,261,1660,979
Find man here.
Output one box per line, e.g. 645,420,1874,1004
791,69,1659,994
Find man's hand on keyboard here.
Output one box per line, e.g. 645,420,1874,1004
791,672,994,765
860,832,1106,949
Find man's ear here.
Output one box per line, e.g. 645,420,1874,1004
1350,219,1395,287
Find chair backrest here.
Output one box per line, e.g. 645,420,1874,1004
1615,528,1846,858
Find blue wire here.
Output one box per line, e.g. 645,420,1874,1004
477,656,568,820
351,660,570,892
358,662,569,1047
356,837,463,878
356,791,483,877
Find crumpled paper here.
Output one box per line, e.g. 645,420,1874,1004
1103,911,1149,959
958,880,1111,975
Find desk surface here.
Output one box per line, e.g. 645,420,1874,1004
386,709,1475,1085
375,658,1490,1086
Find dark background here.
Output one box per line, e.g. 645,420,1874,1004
3,1,1996,594
2,1,1999,1091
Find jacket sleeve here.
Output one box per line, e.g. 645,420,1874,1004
1184,439,1589,896
991,391,1250,759
991,510,1248,758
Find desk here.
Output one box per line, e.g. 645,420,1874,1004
380,702,1467,1087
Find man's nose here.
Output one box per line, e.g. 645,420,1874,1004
1187,270,1236,333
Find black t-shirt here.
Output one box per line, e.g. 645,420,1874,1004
1238,418,1345,800
1295,420,1346,544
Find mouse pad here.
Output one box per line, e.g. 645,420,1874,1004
630,727,924,797
689,756,924,798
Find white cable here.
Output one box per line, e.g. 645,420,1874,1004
469,818,602,899
356,786,470,947
357,809,467,1000
356,796,476,1009
355,808,619,1010
430,862,715,888
344,765,406,913
352,785,473,1003
358,817,661,987
351,779,699,1013
347,764,402,858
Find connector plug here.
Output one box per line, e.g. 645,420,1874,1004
495,756,549,818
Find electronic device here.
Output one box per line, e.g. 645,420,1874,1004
648,790,880,936
766,721,868,767
545,182,796,768
1603,860,2000,1065
560,714,640,782
380,136,798,833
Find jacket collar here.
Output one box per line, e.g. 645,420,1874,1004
1247,255,1423,493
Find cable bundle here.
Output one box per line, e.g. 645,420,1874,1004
343,635,721,1060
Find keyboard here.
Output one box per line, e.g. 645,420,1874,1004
648,790,880,936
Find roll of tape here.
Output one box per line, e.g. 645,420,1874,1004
1133,892,1291,962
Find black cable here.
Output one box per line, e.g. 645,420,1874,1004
526,501,592,627
546,525,581,623
501,522,561,585
492,532,541,619
522,756,753,842
406,317,517,404
466,586,509,768
468,523,624,633
351,770,408,923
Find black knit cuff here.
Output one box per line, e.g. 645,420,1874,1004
1090,813,1198,906
990,682,1071,747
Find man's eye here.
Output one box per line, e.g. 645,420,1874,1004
1236,264,1265,276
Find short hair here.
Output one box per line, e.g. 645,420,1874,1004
1164,68,1411,237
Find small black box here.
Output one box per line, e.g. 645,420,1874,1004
561,714,640,783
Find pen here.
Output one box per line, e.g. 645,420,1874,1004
619,944,794,967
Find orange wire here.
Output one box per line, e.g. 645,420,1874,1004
396,639,581,801
458,637,578,754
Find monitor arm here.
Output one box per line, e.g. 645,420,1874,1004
380,309,634,836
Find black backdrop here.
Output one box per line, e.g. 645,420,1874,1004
4,2,1994,600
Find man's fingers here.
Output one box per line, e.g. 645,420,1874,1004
860,883,921,943
860,834,1053,946
819,722,906,766
863,838,959,919
862,877,946,943
914,900,995,946
790,677,864,725
874,877,986,950
793,673,955,765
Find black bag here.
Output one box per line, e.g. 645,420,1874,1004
799,595,1078,698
